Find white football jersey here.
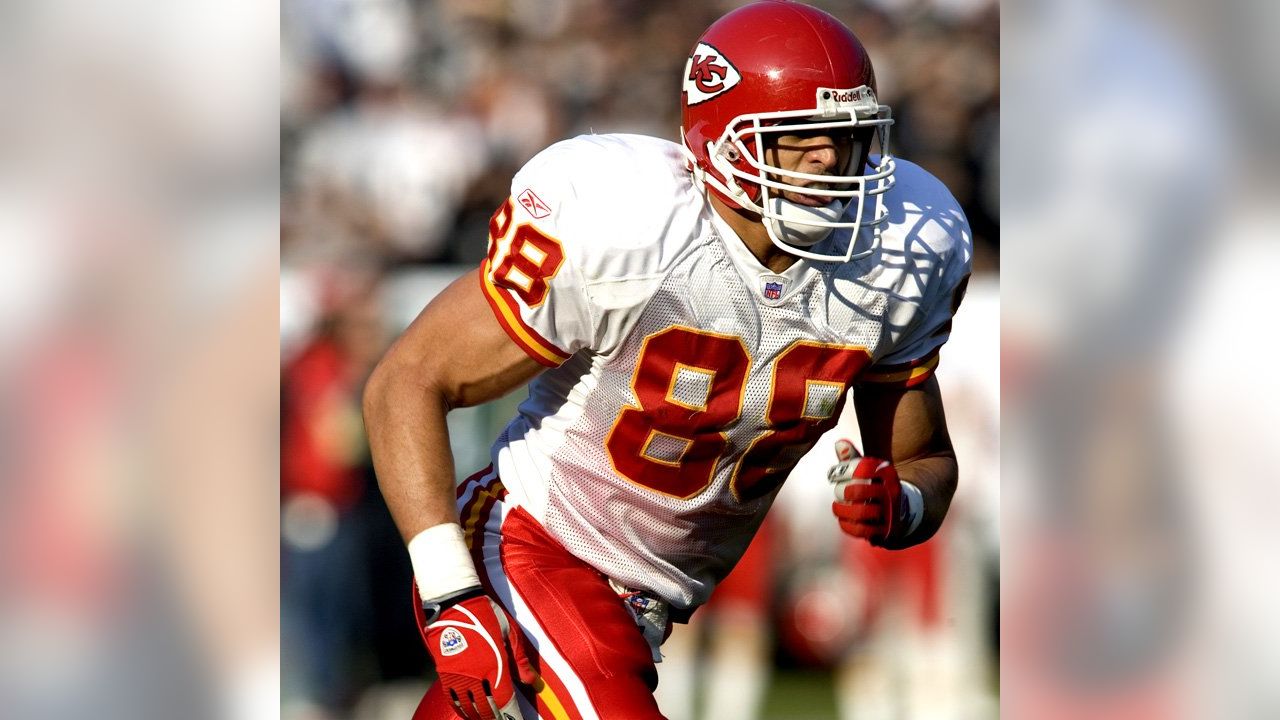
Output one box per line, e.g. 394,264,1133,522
480,133,971,610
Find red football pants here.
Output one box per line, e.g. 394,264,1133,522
413,467,666,720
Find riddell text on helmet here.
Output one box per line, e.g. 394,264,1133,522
824,88,871,103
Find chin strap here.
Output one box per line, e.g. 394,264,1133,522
763,195,841,248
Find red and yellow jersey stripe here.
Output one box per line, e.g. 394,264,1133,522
479,258,572,368
857,349,940,388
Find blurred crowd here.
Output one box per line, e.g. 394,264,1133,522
280,0,998,274
280,1,998,718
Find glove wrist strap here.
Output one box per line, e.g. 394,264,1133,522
421,586,486,625
898,481,925,536
409,523,482,603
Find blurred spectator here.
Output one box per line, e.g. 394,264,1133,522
281,270,387,717
656,517,780,720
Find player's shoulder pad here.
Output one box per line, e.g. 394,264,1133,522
875,157,973,275
509,134,702,280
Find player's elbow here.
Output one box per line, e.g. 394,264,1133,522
361,353,396,435
935,451,959,500
361,356,391,430
921,451,960,517
362,344,449,431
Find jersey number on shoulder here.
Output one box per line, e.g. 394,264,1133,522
487,197,564,307
605,327,870,502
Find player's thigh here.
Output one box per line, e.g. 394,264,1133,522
451,469,664,717
491,506,664,718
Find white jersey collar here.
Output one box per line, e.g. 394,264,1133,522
707,206,817,307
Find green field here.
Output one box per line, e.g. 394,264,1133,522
760,669,841,719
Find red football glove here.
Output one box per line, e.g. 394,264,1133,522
415,586,538,720
828,439,902,545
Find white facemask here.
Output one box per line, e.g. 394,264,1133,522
763,196,844,247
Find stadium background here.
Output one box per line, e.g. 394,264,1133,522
279,1,999,717
5,0,1277,717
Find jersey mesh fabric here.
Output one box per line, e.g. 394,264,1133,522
525,233,887,610
485,135,968,613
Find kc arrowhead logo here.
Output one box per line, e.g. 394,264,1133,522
683,43,741,105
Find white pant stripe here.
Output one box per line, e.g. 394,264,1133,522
480,500,600,720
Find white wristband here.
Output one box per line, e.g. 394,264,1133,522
899,481,925,536
408,523,481,603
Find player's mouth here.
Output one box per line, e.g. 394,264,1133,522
779,184,834,207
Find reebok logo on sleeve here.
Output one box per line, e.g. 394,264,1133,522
517,188,551,219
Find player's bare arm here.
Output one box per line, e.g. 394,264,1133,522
362,268,544,545
852,375,958,550
363,268,544,717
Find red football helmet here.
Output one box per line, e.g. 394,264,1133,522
680,0,895,262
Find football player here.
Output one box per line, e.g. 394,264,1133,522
362,1,973,717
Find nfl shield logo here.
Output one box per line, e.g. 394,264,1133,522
763,281,784,300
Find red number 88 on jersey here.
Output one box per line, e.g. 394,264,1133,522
606,326,870,503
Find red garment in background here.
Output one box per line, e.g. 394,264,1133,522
281,338,365,510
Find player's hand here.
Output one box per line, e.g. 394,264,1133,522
828,439,901,545
418,588,538,720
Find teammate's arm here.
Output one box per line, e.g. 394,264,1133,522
362,267,544,561
847,375,958,550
